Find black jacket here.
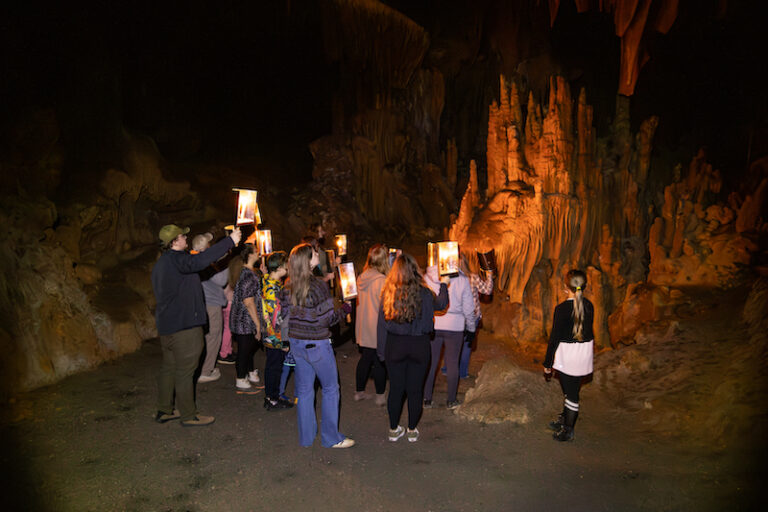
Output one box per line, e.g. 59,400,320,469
376,283,448,359
544,298,594,368
152,237,234,336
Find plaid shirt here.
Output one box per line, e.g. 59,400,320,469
469,273,493,319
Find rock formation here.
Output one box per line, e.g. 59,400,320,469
0,121,206,397
450,75,764,351
293,0,457,236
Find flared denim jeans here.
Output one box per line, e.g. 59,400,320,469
290,338,345,447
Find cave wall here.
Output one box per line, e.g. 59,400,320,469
0,120,210,397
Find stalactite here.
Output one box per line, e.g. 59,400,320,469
547,0,681,96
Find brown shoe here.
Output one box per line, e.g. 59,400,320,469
180,415,215,427
154,410,181,423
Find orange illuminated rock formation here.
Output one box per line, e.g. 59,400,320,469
648,151,762,286
451,74,761,349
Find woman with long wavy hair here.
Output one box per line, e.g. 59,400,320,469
280,243,354,448
376,253,448,443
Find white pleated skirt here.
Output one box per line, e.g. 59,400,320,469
553,339,594,377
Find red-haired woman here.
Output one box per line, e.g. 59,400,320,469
377,253,448,442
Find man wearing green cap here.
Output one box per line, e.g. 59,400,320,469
152,224,242,426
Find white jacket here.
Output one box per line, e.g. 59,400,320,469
425,267,476,333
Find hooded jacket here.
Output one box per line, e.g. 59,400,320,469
355,267,386,349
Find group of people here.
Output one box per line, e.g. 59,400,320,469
151,222,594,446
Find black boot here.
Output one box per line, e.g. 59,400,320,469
553,408,578,442
548,412,564,431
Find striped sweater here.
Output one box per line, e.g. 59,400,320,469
279,277,344,340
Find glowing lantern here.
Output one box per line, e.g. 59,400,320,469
388,247,401,266
337,262,358,300
256,229,272,254
430,241,459,277
233,188,259,226
334,234,347,256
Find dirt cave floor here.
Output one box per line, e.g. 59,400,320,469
1,316,764,512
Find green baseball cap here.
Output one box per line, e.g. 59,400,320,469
158,224,190,244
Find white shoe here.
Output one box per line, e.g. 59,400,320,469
198,368,221,383
248,370,260,384
235,377,252,390
388,425,405,442
331,437,355,448
407,428,419,443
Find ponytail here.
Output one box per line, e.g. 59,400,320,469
565,270,587,341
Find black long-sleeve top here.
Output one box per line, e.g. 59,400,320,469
543,298,594,368
152,237,235,336
376,283,449,359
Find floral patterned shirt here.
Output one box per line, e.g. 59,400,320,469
261,275,286,349
230,267,262,335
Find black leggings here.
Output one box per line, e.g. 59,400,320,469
355,346,387,393
233,333,260,379
385,334,431,430
559,372,582,410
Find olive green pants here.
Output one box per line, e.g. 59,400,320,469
157,327,204,421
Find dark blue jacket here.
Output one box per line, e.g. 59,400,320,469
152,237,235,336
376,283,448,360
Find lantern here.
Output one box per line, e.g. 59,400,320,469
477,248,496,282
388,247,401,266
233,188,259,226
337,262,358,300
436,241,459,277
256,229,272,254
427,242,438,267
334,234,347,257
325,249,337,272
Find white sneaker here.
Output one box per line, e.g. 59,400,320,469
407,428,419,443
248,370,260,384
388,425,405,442
331,437,355,448
235,377,252,390
198,368,221,383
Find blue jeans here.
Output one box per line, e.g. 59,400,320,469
290,338,345,447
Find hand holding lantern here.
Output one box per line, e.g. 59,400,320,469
229,227,242,245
